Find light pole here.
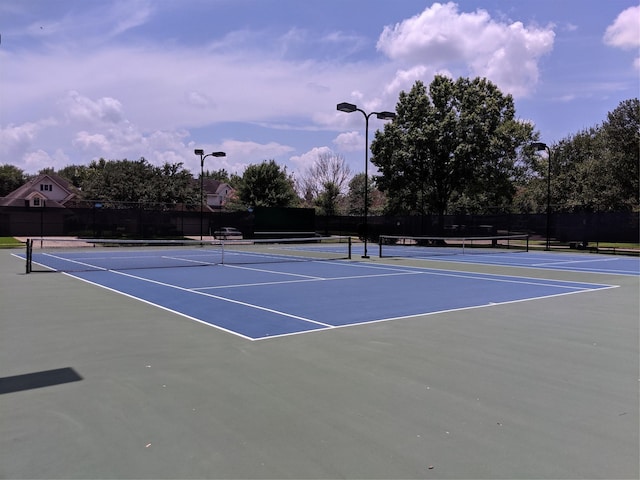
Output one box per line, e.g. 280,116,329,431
194,149,226,240
532,142,551,251
337,102,395,258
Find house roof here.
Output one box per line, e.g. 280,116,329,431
201,178,234,195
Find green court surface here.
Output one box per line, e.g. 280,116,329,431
1,248,638,479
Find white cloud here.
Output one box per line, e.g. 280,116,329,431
0,122,43,156
376,2,554,97
604,5,640,70
385,65,433,96
186,91,217,108
15,0,153,47
24,149,70,172
108,0,153,37
289,146,333,172
63,91,124,125
73,132,110,152
1,36,394,172
214,139,296,174
0,119,58,162
71,118,201,170
604,5,640,49
334,131,362,152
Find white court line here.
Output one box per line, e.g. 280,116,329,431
42,252,107,271
62,272,256,341
223,263,325,280
320,260,616,289
193,278,324,290
397,254,639,276
254,284,620,341
198,260,615,291
193,270,425,290
404,269,611,290
161,255,218,266
533,257,624,266
107,269,335,328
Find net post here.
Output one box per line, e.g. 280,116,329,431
26,239,32,274
378,236,383,258
348,236,352,259
526,235,529,252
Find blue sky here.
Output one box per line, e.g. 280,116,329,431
1,1,638,181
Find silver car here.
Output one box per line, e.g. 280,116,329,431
213,227,243,239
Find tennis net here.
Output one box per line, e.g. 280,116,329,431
378,234,529,258
25,236,352,273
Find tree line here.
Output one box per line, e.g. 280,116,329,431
1,76,638,217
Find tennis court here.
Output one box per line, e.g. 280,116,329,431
1,238,638,478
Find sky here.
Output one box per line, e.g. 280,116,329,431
1,1,638,181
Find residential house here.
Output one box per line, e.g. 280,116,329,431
0,173,79,236
202,178,235,209
0,173,77,208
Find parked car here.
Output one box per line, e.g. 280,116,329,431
213,227,243,239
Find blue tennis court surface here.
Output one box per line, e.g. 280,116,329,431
64,259,616,340
19,244,633,340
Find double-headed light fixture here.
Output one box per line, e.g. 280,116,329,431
337,102,395,258
194,149,226,240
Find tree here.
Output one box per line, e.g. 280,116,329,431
297,152,352,214
203,168,231,183
345,173,385,216
57,164,91,188
154,161,199,207
80,158,197,207
0,164,27,197
235,160,298,208
601,98,639,209
515,98,639,213
315,182,342,216
370,76,535,228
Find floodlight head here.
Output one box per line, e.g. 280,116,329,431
337,102,357,113
532,142,548,151
211,151,226,157
376,111,396,120
194,149,204,156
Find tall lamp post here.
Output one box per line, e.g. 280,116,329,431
532,142,551,251
194,149,226,240
337,102,395,258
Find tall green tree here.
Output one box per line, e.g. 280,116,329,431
345,173,385,215
370,76,535,226
203,168,231,183
57,164,90,188
315,182,341,216
235,160,298,208
154,161,199,207
516,98,639,213
0,164,27,196
601,98,639,209
80,158,197,207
